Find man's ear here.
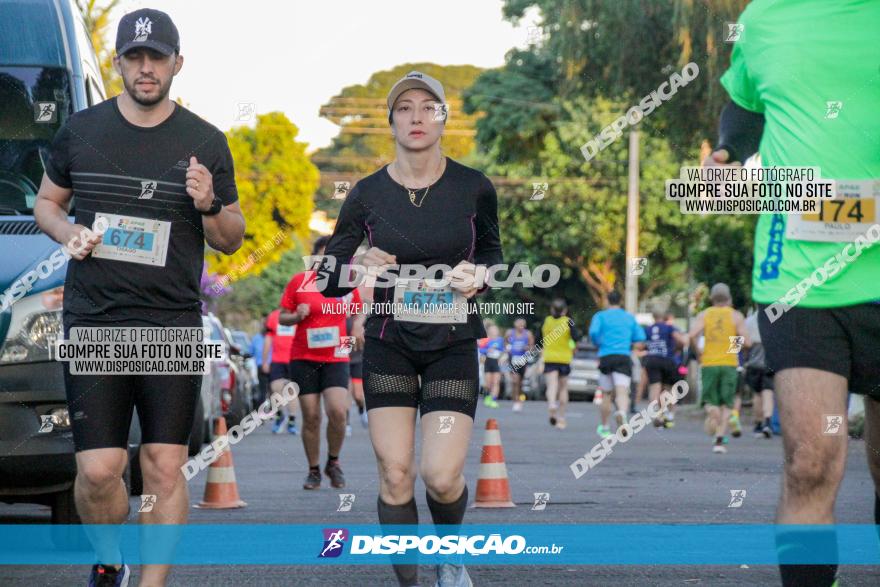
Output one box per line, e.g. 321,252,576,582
112,55,122,76
173,53,184,75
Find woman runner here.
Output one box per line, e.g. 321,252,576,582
316,70,502,587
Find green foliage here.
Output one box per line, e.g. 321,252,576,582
208,112,318,277
75,0,123,96
212,242,308,323
465,0,755,309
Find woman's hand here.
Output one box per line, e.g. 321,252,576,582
446,261,481,299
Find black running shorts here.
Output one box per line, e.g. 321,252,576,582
63,316,202,452
543,362,571,376
362,337,479,418
642,355,682,386
745,366,774,393
758,302,880,398
269,361,289,382
598,354,632,377
484,357,501,373
289,360,350,395
349,360,363,381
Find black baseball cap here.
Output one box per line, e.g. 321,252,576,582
116,8,180,57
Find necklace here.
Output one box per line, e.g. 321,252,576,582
395,156,445,208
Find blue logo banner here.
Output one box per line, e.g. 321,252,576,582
1,524,877,565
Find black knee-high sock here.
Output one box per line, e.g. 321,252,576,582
378,497,419,586
426,485,469,528
777,528,838,587
875,491,880,525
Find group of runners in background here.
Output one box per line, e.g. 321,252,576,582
475,285,776,454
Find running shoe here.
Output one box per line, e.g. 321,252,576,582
663,412,676,428
512,403,523,412
615,411,629,439
324,461,346,489
653,417,665,428
730,411,742,438
435,563,473,587
549,416,557,427
483,395,499,408
360,410,369,428
555,418,567,430
88,564,130,587
712,443,728,454
753,422,764,438
762,424,773,439
287,420,299,435
596,424,612,438
303,469,322,490
272,416,286,434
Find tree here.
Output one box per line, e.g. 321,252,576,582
75,0,123,96
211,243,309,327
467,0,749,162
206,112,319,279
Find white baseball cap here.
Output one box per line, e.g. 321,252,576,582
386,71,446,119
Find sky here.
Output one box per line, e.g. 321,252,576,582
112,0,539,151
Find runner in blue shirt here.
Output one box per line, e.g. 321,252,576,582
588,291,646,438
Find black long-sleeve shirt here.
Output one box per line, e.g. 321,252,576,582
317,158,503,351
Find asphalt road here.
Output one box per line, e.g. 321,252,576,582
2,398,878,586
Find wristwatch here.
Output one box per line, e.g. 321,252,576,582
199,196,223,216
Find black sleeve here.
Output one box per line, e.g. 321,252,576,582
206,131,238,205
44,124,73,188
316,186,368,297
473,175,503,267
569,319,581,343
716,101,765,163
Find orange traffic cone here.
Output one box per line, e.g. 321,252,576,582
473,419,515,508
593,389,604,405
194,416,247,509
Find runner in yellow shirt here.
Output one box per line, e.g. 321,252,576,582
688,284,749,454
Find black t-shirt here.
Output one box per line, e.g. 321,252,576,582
319,158,503,351
45,98,237,325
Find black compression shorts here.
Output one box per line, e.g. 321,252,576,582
362,337,479,419
642,355,683,386
758,302,880,398
62,316,202,452
289,360,350,395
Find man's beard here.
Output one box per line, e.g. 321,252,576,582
123,76,170,107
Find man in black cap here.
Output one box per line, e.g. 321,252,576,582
34,8,244,586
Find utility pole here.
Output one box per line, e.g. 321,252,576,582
625,131,640,314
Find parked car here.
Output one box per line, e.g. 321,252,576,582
203,314,252,427
0,0,144,522
229,328,259,406
568,341,600,401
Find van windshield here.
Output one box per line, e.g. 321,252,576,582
0,66,71,215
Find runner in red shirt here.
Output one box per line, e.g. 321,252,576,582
279,236,363,490
263,309,299,434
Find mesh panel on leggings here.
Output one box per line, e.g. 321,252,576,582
365,372,419,398
422,379,477,405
